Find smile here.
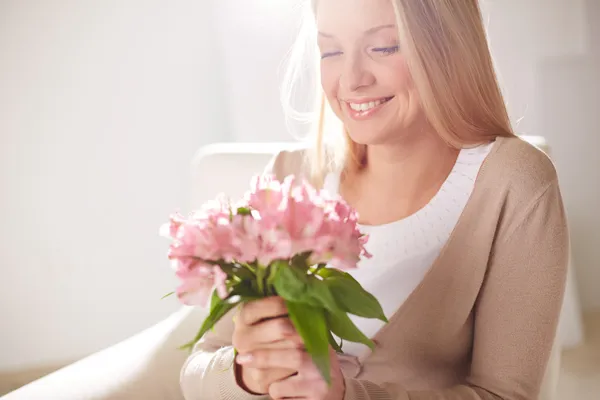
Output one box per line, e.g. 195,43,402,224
342,96,394,120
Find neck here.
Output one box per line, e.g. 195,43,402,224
361,128,459,196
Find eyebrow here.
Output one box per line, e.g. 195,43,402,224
318,24,396,38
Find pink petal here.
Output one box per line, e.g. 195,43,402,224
176,279,213,307
213,266,229,299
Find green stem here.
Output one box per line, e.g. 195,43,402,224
266,263,279,296
240,262,256,274
256,267,265,295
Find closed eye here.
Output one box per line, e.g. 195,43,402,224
371,46,399,55
321,51,343,59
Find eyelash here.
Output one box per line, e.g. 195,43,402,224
320,46,399,59
372,45,399,55
321,51,342,59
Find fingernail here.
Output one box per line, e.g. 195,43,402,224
236,354,253,364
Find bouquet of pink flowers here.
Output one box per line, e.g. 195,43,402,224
161,175,386,383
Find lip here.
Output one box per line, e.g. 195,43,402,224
341,96,394,121
342,96,392,103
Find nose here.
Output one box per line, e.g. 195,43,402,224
340,53,375,92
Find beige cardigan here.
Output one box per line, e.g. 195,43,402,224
180,136,569,400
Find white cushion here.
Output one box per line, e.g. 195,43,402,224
3,307,208,400
188,142,299,209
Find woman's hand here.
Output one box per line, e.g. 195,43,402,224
232,296,304,395
233,296,345,399
261,348,346,400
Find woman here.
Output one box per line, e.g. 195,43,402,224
180,0,569,399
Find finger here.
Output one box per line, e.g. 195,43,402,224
258,337,304,350
243,366,296,395
237,348,309,370
240,296,288,325
268,374,327,400
234,317,300,352
297,359,323,380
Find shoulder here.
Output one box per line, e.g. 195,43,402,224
482,136,560,202
476,136,567,242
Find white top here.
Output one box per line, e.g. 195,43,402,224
323,142,495,356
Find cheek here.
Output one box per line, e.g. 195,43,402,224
384,57,413,93
386,58,422,121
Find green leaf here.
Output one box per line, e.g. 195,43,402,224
161,291,175,300
217,263,254,281
291,252,311,269
315,267,346,280
327,330,343,354
325,310,375,350
318,269,387,322
265,263,280,296
306,277,340,314
286,301,331,384
179,295,241,351
266,262,279,288
230,280,261,300
273,264,336,311
272,263,308,302
209,290,221,312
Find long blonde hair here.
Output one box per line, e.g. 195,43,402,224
281,0,514,187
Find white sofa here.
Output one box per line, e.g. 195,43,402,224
3,141,564,399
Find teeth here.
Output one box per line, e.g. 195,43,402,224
348,98,387,112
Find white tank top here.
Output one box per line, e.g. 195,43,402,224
323,142,494,356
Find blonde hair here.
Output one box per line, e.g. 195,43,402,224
281,0,514,187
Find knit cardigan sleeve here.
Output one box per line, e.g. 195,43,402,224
179,311,268,400
343,179,569,400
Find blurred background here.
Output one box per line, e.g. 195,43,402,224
0,0,598,398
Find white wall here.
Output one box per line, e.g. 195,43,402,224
0,0,229,371
212,0,306,142
0,0,598,373
479,0,588,135
535,0,600,310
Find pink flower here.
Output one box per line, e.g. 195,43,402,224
167,210,243,263
159,212,187,240
170,255,201,272
279,177,327,255
230,214,262,263
213,266,229,299
162,174,372,309
167,222,223,261
257,227,293,266
245,175,285,227
304,194,371,269
230,212,292,266
175,263,228,306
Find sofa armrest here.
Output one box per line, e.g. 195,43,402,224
3,306,207,400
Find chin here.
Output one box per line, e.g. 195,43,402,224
345,126,393,146
345,114,425,147
343,116,401,144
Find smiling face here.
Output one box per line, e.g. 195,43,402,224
315,0,423,145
